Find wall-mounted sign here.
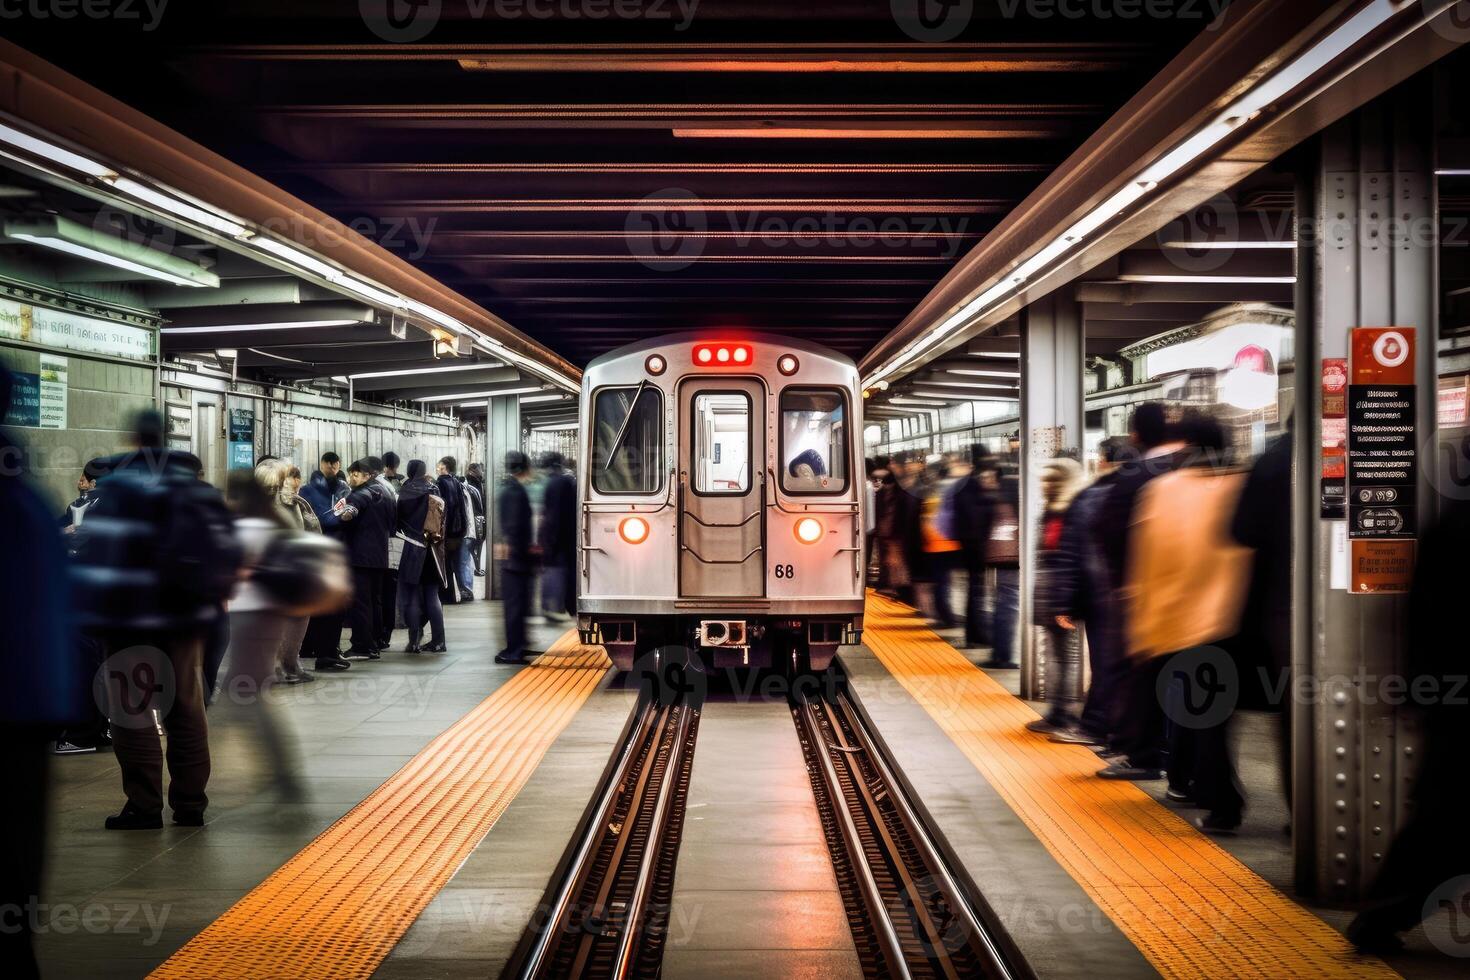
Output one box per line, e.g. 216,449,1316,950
228,408,255,470
0,297,156,362
1439,375,1468,428
1321,357,1347,518
39,355,67,430
3,370,40,427
1347,327,1417,594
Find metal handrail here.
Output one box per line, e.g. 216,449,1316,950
680,542,763,565
765,467,860,515
682,508,761,529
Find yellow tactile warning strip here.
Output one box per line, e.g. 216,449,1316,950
149,634,610,980
861,592,1397,980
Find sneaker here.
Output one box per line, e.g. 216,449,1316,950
494,651,526,665
172,809,206,827
424,641,448,653
1194,813,1241,835
1025,718,1063,734
280,671,314,685
105,805,163,830
1049,728,1104,746
1097,763,1165,781
315,657,351,672
54,740,98,755
1165,787,1194,803
459,591,475,603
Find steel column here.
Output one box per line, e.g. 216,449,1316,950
486,394,521,601
1019,289,1084,700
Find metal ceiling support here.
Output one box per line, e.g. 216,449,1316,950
1298,83,1437,901
1019,289,1083,702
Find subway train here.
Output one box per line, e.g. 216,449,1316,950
576,333,866,673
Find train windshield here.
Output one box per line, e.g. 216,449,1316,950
781,388,848,494
592,386,664,494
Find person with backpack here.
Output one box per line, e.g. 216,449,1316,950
436,456,468,605
397,459,448,653
297,452,351,673
72,410,243,830
341,459,395,659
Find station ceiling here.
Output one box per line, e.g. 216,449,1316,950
3,0,1220,373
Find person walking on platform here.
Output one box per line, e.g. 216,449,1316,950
920,456,963,628
369,455,402,650
457,467,483,601
952,446,997,649
1101,415,1253,835
495,450,536,665
73,410,242,831
436,456,468,605
467,462,488,577
397,460,448,653
0,367,88,979
1028,457,1086,736
980,467,1021,669
539,452,578,621
340,459,394,660
298,452,351,673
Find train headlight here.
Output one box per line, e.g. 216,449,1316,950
777,354,799,376
619,516,650,545
645,354,666,376
794,517,823,544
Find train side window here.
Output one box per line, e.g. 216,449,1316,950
781,388,849,494
592,386,664,495
692,391,751,494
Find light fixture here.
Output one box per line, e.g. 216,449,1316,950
405,299,468,334
794,517,824,544
349,362,504,380
107,177,250,238
250,236,343,281
777,354,800,376
0,121,116,179
161,319,361,335
646,354,667,375
417,386,547,403
970,351,1021,359
5,214,219,288
1117,274,1296,284
948,369,1021,379
1158,239,1295,250
533,422,580,432
619,516,650,544
520,393,567,403
862,0,1406,389
338,276,404,308
214,348,238,360
693,343,752,366
915,381,1018,391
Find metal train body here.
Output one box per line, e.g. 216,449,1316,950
576,332,865,672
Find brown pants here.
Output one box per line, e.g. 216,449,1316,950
106,632,210,816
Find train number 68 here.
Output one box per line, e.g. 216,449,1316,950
773,564,796,579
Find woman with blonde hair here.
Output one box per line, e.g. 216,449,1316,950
255,459,316,683
1027,456,1086,736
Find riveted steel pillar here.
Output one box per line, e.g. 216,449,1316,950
1301,82,1436,900
1019,289,1084,700
486,394,521,601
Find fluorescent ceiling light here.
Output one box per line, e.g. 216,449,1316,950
162,319,360,334
521,393,568,403
1158,240,1295,250
247,347,310,364
250,236,344,281
349,362,503,380
418,386,546,403
915,381,1018,391
0,121,116,179
1117,274,1296,284
971,350,1021,359
948,369,1021,379
6,214,218,288
533,422,580,432
1437,169,1470,176
405,299,469,334
108,177,250,238
338,276,403,308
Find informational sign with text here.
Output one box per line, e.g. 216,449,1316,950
1347,327,1417,594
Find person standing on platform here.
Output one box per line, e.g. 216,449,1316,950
298,452,351,673
381,451,405,492
369,456,402,650
340,459,392,660
467,462,488,577
1027,457,1086,736
457,467,483,601
953,446,998,650
539,452,578,621
58,458,105,531
495,451,535,665
920,456,963,628
980,467,1021,669
0,368,88,979
436,456,467,606
396,460,449,653
260,460,316,685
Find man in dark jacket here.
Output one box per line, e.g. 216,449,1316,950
298,455,351,672
539,452,578,620
341,459,394,658
58,458,106,532
436,456,467,605
952,445,997,648
495,451,535,664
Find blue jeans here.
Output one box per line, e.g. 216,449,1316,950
399,577,444,646
988,566,1020,667
456,538,476,596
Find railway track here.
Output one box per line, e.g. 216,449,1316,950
794,688,1030,980
503,697,700,980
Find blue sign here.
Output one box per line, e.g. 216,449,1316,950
229,440,255,469
3,371,40,427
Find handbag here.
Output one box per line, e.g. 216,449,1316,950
253,532,352,618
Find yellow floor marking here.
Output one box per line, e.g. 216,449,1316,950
862,591,1396,980
149,634,610,980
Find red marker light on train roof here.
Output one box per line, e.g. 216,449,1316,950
693,343,751,367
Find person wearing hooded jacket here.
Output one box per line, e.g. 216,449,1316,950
397,460,448,652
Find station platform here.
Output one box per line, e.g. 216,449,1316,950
35,592,1456,979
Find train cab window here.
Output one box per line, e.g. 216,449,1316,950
781,389,849,494
692,392,751,494
592,385,664,494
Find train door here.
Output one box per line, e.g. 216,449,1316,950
678,378,765,598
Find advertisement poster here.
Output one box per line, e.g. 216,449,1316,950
39,355,67,430
3,370,40,427
1347,327,1417,594
1321,357,1347,518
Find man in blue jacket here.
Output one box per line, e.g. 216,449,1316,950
298,452,351,672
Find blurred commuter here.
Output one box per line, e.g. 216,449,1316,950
467,462,488,576
0,367,88,979
74,410,242,830
397,460,448,653
298,452,351,673
921,456,963,628
952,446,997,649
874,454,921,603
495,450,535,665
381,451,405,491
1230,421,1294,805
1348,491,1470,952
341,459,394,659
539,452,578,621
256,461,314,685
370,455,402,650
1028,458,1086,734
1060,437,1136,748
58,458,106,532
1101,416,1253,836
980,468,1022,669
457,465,483,601
437,456,468,606
864,458,880,585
